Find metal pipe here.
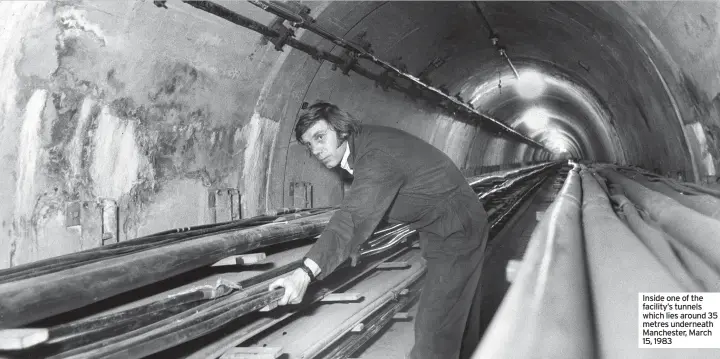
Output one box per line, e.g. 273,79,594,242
48,288,286,359
625,206,720,292
473,164,595,359
598,168,720,274
678,181,720,199
579,167,702,359
488,176,547,232
239,0,546,149
619,170,720,221
29,235,416,357
467,161,556,187
499,49,520,79
610,193,705,292
0,165,537,329
0,213,294,284
0,211,334,328
472,1,519,79
479,164,557,200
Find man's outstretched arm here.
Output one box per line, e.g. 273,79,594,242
269,149,407,305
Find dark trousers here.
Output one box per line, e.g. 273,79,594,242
409,223,488,359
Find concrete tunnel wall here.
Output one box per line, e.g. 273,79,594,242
0,0,719,269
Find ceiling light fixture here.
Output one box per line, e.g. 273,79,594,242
516,70,547,99
544,130,568,153
519,107,550,131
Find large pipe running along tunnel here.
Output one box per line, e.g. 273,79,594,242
1,1,720,358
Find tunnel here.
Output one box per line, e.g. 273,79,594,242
1,1,720,358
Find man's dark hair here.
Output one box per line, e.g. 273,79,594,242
295,101,361,144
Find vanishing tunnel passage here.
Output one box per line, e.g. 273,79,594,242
1,1,720,359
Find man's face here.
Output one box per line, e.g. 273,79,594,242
300,120,347,169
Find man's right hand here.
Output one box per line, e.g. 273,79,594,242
269,268,312,306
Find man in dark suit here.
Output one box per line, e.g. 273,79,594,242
270,101,489,359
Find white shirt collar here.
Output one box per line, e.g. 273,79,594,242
340,142,353,175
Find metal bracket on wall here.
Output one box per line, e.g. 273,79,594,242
65,201,82,228
209,188,242,223
66,200,114,247
289,182,313,209
101,199,119,245
331,31,372,75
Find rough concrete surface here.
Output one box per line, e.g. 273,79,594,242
1,0,720,269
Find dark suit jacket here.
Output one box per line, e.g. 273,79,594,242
305,124,488,279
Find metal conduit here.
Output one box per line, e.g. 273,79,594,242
0,212,335,328
478,163,558,201
472,163,595,359
467,161,555,187
579,166,696,359
615,170,720,221
0,162,552,356
610,193,706,292
679,181,720,199
473,162,720,359
471,1,520,79
169,0,546,149
597,168,720,274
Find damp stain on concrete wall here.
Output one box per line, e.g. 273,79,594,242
0,0,282,268
90,106,145,200
241,113,280,217
15,90,48,220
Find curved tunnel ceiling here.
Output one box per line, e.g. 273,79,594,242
2,1,716,267
299,0,687,168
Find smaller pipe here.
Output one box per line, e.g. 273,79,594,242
620,171,720,221
467,161,556,187
0,211,334,328
242,0,546,149
598,168,720,274
473,164,594,359
472,1,519,79
479,164,557,200
500,49,520,79
488,176,547,232
471,1,496,38
580,167,700,359
611,193,703,292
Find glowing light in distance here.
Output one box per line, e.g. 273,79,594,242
516,70,547,99
544,130,568,153
519,107,550,131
